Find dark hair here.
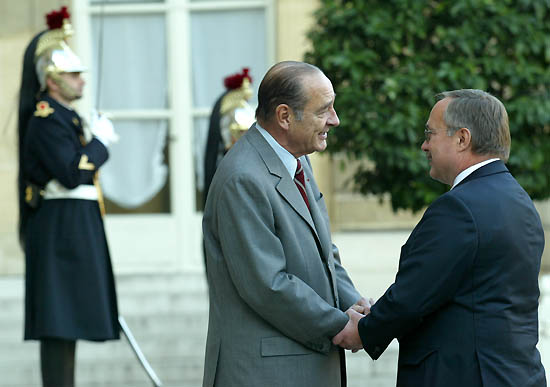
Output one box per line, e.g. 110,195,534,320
17,31,45,248
436,89,511,162
255,61,321,123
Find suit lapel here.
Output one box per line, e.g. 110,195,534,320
276,175,317,234
301,157,339,301
246,127,319,237
302,160,331,261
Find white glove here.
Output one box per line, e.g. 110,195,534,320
90,110,119,147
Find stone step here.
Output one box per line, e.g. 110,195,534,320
0,272,208,387
0,309,209,352
0,272,208,300
0,302,209,333
1,353,203,386
114,272,208,293
0,273,209,332
0,328,207,362
0,288,209,321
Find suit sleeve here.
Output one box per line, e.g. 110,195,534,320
358,194,478,359
215,173,349,354
28,116,108,188
332,243,361,310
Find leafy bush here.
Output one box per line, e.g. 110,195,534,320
305,0,550,212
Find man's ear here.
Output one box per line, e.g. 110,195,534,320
45,76,57,93
275,104,291,130
456,127,472,152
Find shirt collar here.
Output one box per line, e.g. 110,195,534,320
256,122,297,178
451,158,500,189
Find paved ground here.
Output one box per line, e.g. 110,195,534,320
1,229,548,386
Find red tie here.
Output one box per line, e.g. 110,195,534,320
294,159,310,210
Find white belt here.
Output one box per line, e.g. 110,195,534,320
43,179,98,201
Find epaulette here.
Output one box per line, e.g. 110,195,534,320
33,101,55,118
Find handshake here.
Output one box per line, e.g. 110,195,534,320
332,297,374,352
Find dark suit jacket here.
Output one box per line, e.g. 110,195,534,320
359,161,546,387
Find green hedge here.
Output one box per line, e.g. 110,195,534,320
305,0,550,212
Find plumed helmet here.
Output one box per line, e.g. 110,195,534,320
220,68,255,148
34,6,86,90
203,68,254,204
17,6,85,247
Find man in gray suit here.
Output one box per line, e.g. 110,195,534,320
202,61,368,387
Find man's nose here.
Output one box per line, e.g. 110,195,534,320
421,140,429,152
328,108,340,127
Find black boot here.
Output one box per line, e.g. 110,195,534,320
40,338,76,387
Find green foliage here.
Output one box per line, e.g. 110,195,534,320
305,0,550,212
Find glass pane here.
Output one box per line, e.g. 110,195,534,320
100,119,170,214
91,14,167,110
91,0,163,3
190,9,267,108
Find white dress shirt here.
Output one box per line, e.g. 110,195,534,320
451,158,500,189
256,122,298,178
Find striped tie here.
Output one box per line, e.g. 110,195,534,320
294,159,310,210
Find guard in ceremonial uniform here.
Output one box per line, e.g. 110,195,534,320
202,68,255,272
203,68,255,203
17,7,119,387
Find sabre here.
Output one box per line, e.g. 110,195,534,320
118,316,163,387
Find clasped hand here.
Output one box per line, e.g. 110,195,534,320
332,297,374,352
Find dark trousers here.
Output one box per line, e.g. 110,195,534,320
339,347,347,387
40,338,76,387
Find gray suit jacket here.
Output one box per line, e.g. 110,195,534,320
202,125,360,387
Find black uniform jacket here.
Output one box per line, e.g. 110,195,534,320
359,161,545,387
23,94,119,341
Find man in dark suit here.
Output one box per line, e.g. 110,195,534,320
333,89,546,386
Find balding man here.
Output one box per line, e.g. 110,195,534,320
202,61,368,387
333,89,546,387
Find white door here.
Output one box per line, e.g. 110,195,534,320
72,0,274,274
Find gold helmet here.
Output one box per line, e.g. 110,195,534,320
34,7,86,91
220,68,255,149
